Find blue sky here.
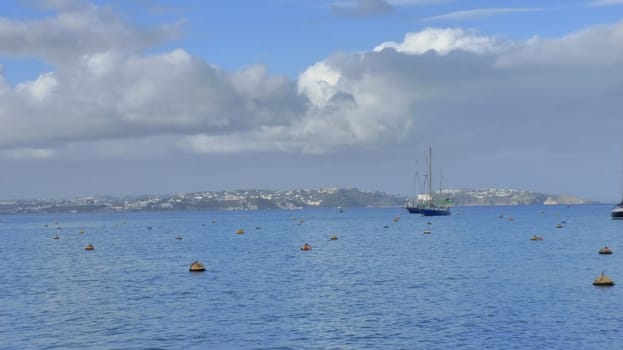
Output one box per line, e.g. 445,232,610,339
1,0,622,202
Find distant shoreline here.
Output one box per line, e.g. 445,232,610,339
0,188,598,215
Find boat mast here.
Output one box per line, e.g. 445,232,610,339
439,168,443,195
414,160,419,204
620,157,623,203
428,146,433,201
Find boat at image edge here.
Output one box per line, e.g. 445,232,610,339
612,159,623,219
611,203,623,219
406,147,451,216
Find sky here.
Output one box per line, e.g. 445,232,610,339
0,0,622,202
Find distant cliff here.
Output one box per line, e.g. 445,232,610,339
443,188,593,206
0,188,594,214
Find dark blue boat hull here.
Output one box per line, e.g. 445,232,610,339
611,202,623,219
406,206,450,216
419,207,451,216
406,206,421,214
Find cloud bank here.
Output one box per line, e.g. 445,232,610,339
1,2,622,164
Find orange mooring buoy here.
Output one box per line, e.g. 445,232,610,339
599,246,613,255
593,273,615,286
189,261,206,272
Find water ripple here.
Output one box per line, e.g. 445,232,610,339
1,206,622,348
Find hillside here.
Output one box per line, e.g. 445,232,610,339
444,188,593,206
0,188,594,214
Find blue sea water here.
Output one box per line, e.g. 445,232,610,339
1,205,622,349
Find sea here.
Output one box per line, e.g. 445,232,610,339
1,205,621,349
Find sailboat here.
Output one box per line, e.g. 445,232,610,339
612,202,623,219
406,147,451,216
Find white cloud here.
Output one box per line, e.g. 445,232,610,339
16,72,58,101
0,1,622,167
495,22,623,67
420,7,542,21
0,64,11,94
291,21,623,158
81,51,122,77
297,61,342,108
373,27,498,55
0,2,179,65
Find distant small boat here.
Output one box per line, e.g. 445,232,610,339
53,235,60,240
85,244,95,250
423,230,431,234
530,235,543,241
300,243,312,251
236,228,245,234
556,223,563,229
330,235,338,240
612,163,623,219
176,235,183,240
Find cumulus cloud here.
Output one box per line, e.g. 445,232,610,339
0,2,179,65
16,72,58,101
495,23,623,67
373,27,499,55
297,61,342,108
0,46,307,150
287,22,623,159
0,1,622,165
